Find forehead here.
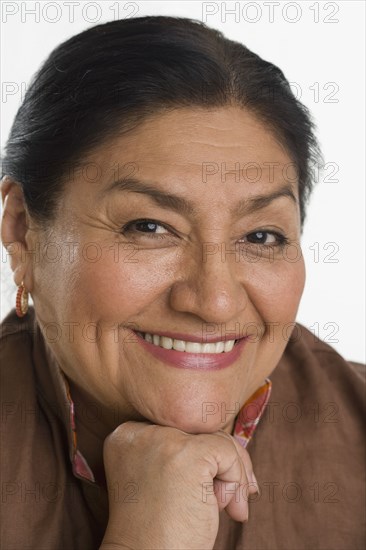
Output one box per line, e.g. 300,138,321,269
63,107,300,223
82,106,294,183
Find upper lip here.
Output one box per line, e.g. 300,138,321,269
135,330,246,343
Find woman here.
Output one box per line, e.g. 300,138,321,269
0,15,364,550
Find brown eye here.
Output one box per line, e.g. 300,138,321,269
241,231,288,248
123,219,170,235
247,232,275,244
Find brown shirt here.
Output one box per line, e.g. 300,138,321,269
1,307,365,550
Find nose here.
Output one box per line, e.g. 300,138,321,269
169,242,248,323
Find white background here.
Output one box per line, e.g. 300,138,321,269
0,0,365,363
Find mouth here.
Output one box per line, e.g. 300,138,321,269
136,331,239,353
134,331,247,371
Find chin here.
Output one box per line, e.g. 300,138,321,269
138,387,239,434
149,409,234,435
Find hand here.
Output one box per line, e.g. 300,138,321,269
100,421,259,550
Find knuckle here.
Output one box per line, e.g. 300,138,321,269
104,421,148,452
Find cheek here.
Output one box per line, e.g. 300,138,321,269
236,256,306,390
246,254,306,326
70,247,175,321
254,256,306,367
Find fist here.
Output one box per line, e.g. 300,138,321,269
100,421,259,550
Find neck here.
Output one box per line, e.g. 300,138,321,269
66,377,147,487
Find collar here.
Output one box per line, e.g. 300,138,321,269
233,378,272,448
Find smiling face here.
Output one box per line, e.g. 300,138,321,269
29,106,305,434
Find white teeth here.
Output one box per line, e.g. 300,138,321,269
141,332,236,353
185,342,202,353
215,341,225,353
201,343,217,353
160,336,173,350
173,339,186,351
224,340,235,352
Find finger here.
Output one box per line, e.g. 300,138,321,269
207,432,247,483
216,430,259,495
211,432,259,522
199,433,248,522
231,439,259,495
213,472,249,522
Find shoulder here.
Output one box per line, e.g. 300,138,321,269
0,306,38,399
0,307,45,462
0,305,37,350
270,322,365,428
0,308,98,550
284,321,365,384
244,323,365,548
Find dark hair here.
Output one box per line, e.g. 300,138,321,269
1,15,322,228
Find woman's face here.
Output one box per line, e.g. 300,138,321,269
30,106,305,434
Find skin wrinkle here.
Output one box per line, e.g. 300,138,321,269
4,106,306,486
101,178,298,221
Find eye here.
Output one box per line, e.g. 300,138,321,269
241,230,288,248
125,220,169,235
121,219,173,242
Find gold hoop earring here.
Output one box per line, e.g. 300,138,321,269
15,281,29,318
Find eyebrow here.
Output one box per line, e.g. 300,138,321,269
102,177,298,217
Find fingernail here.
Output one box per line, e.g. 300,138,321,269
249,471,260,496
241,505,249,523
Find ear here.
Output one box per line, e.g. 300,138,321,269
1,176,35,291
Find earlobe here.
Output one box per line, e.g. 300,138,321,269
0,176,33,289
